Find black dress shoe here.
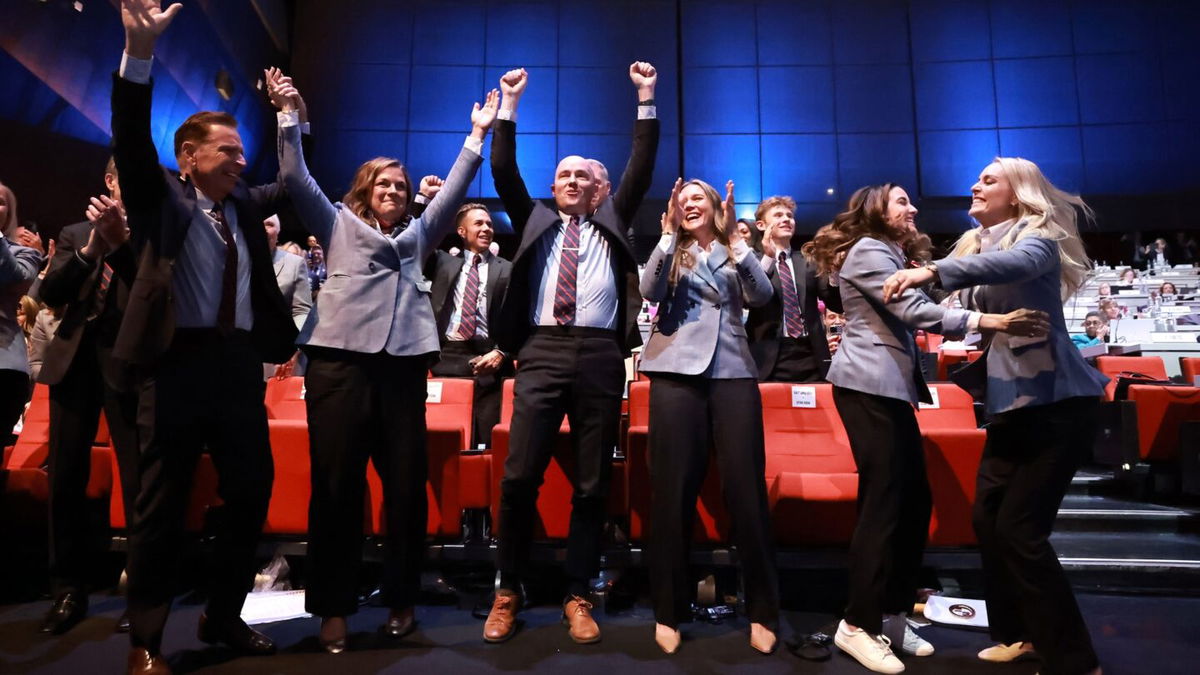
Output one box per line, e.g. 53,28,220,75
40,592,87,635
126,647,171,675
319,616,347,654
116,611,132,633
382,608,415,638
197,614,276,655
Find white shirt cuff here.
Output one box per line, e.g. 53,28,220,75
730,239,752,263
657,232,676,254
414,193,430,205
277,110,300,128
300,122,311,134
464,136,483,155
498,109,516,122
967,311,983,333
637,105,657,120
119,52,153,84
759,253,776,272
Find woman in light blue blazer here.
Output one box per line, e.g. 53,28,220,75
805,184,1043,675
269,73,498,653
884,158,1108,675
640,178,776,655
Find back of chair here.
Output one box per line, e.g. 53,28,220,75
759,383,856,477
1127,384,1200,462
1095,355,1169,401
264,376,307,420
1180,357,1200,384
915,383,978,431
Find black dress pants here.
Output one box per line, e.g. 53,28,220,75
765,337,822,383
973,396,1099,675
303,347,429,617
48,336,140,596
126,330,273,653
430,338,506,447
647,374,779,629
496,328,625,592
832,386,932,634
0,369,29,443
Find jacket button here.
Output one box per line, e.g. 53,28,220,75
369,262,377,272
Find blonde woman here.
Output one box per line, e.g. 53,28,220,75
884,158,1108,675
639,178,777,655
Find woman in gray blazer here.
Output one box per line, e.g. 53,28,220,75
269,73,498,653
884,158,1108,675
0,181,44,437
805,183,1044,674
639,178,776,655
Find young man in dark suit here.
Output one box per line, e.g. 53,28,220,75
746,195,840,382
112,3,298,673
428,203,513,447
36,159,140,636
483,63,658,645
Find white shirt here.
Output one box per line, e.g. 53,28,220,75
446,250,492,341
530,212,618,330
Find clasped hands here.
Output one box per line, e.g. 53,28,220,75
882,268,1051,339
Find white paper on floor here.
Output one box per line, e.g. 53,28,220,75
923,594,989,629
240,590,311,625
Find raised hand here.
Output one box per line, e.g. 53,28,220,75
761,222,778,259
264,67,301,113
721,180,738,243
91,195,131,249
121,0,183,59
661,178,683,235
629,61,657,97
471,88,500,139
419,175,444,200
500,68,528,98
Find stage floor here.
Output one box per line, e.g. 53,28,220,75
3,591,1198,674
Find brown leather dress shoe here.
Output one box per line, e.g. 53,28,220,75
127,647,171,675
383,607,416,638
562,595,600,644
483,590,520,643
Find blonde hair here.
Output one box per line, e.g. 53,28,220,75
17,295,41,336
669,180,729,285
949,157,1093,299
0,181,18,239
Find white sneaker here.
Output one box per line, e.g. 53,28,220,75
977,641,1036,663
899,618,934,656
835,620,905,674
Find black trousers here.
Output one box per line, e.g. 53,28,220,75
126,330,273,653
974,396,1099,675
48,334,140,596
647,374,779,628
303,347,429,617
430,338,506,447
765,337,822,383
832,386,932,634
0,369,28,443
496,328,625,591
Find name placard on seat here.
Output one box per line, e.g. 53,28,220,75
918,387,941,409
1151,332,1198,343
427,381,443,403
791,385,816,408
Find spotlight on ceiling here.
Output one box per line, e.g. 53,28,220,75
215,68,234,101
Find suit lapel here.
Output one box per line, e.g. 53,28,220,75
691,245,722,293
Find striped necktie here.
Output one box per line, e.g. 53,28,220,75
777,252,805,338
552,215,581,325
456,254,483,339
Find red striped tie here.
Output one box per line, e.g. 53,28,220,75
456,254,483,339
552,216,581,325
88,263,113,321
777,252,805,338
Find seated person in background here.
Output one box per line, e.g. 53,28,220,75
1096,282,1111,298
1140,238,1170,268
736,217,762,254
822,300,844,355
1072,311,1108,348
1159,281,1178,302
1099,298,1123,321
1118,267,1136,284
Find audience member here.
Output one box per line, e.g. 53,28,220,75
0,181,44,438
1072,311,1108,348
262,213,312,379
823,303,845,355
1096,282,1111,298
269,68,495,653
484,63,658,645
639,178,777,655
111,3,299,671
746,195,839,382
428,203,513,448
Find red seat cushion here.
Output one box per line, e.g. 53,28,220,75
1127,384,1200,462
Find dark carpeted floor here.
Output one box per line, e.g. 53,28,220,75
2,591,1198,674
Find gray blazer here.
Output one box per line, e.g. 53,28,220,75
827,236,970,405
272,247,313,331
935,226,1108,414
0,239,42,375
278,118,482,356
638,239,772,379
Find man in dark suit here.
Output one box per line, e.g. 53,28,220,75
112,3,298,673
482,63,658,645
428,203,512,448
36,159,139,636
746,195,840,382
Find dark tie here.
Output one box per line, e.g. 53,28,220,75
87,262,113,321
209,205,238,334
457,255,483,339
552,215,581,325
777,252,805,338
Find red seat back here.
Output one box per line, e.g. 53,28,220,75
1095,355,1168,401
915,383,978,431
1180,357,1200,384
6,384,51,469
264,376,307,420
1127,385,1200,462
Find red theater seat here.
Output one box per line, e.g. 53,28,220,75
914,383,978,431
1095,355,1168,401
760,383,859,546
263,420,311,535
488,378,628,540
914,383,985,546
936,349,983,381
5,384,51,469
264,376,307,420
1180,357,1200,384
110,451,220,533
1126,384,1200,463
